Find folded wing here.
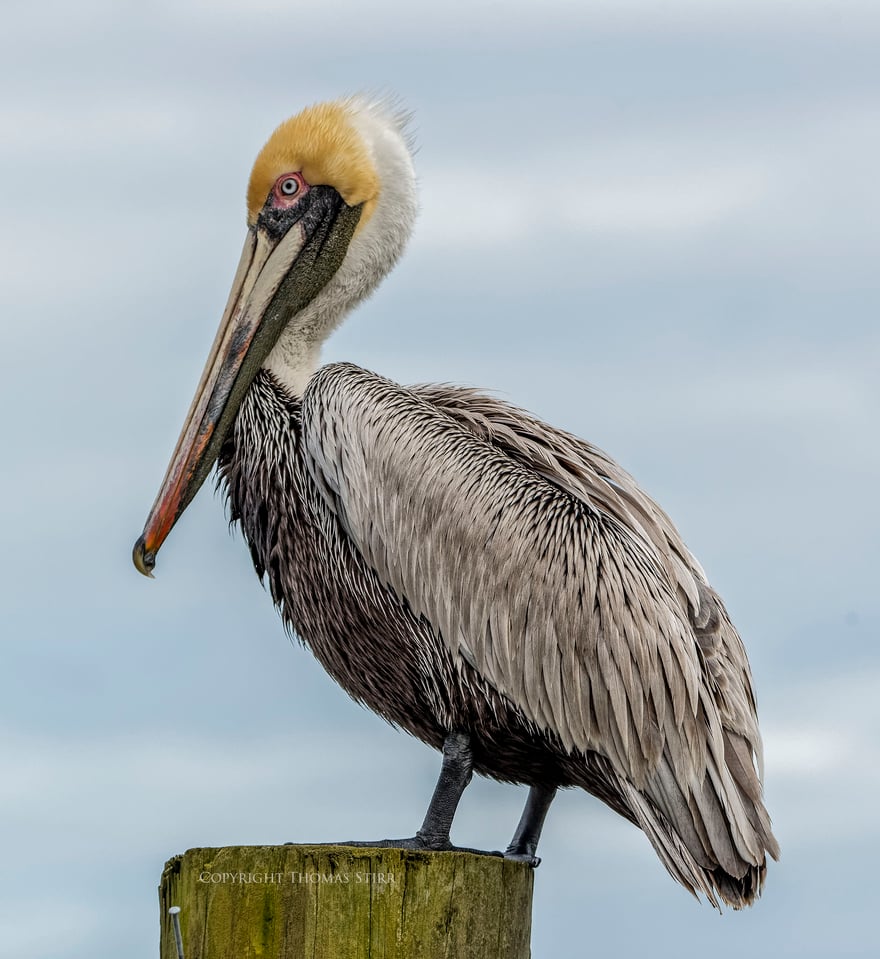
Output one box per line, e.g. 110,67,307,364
302,363,779,906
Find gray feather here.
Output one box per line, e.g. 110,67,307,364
221,363,778,910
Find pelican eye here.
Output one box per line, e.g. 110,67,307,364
280,177,300,196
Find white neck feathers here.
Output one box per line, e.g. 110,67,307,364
263,97,418,397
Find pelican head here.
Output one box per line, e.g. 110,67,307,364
133,97,417,577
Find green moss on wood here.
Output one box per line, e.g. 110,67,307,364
159,845,533,959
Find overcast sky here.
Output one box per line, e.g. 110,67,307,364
1,1,878,956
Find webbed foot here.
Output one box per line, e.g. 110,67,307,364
503,847,542,867
322,835,502,857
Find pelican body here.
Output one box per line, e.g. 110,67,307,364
134,98,778,908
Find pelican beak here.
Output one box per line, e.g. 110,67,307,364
133,188,362,577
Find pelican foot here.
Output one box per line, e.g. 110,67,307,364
312,836,503,857
503,849,542,868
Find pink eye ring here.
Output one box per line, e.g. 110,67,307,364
273,172,307,205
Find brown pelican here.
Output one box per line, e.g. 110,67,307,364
133,97,779,908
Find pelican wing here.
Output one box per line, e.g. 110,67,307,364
302,363,778,888
413,381,765,764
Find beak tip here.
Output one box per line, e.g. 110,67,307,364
132,534,157,579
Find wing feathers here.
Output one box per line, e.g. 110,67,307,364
302,364,778,905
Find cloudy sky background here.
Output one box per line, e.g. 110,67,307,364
1,0,878,955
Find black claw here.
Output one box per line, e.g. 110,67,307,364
504,850,542,867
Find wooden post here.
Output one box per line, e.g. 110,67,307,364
159,845,534,958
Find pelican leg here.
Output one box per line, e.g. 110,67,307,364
415,730,475,848
324,731,501,857
504,784,556,866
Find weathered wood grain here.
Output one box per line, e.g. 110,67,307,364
159,845,533,958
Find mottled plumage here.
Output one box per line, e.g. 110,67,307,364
218,365,778,908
